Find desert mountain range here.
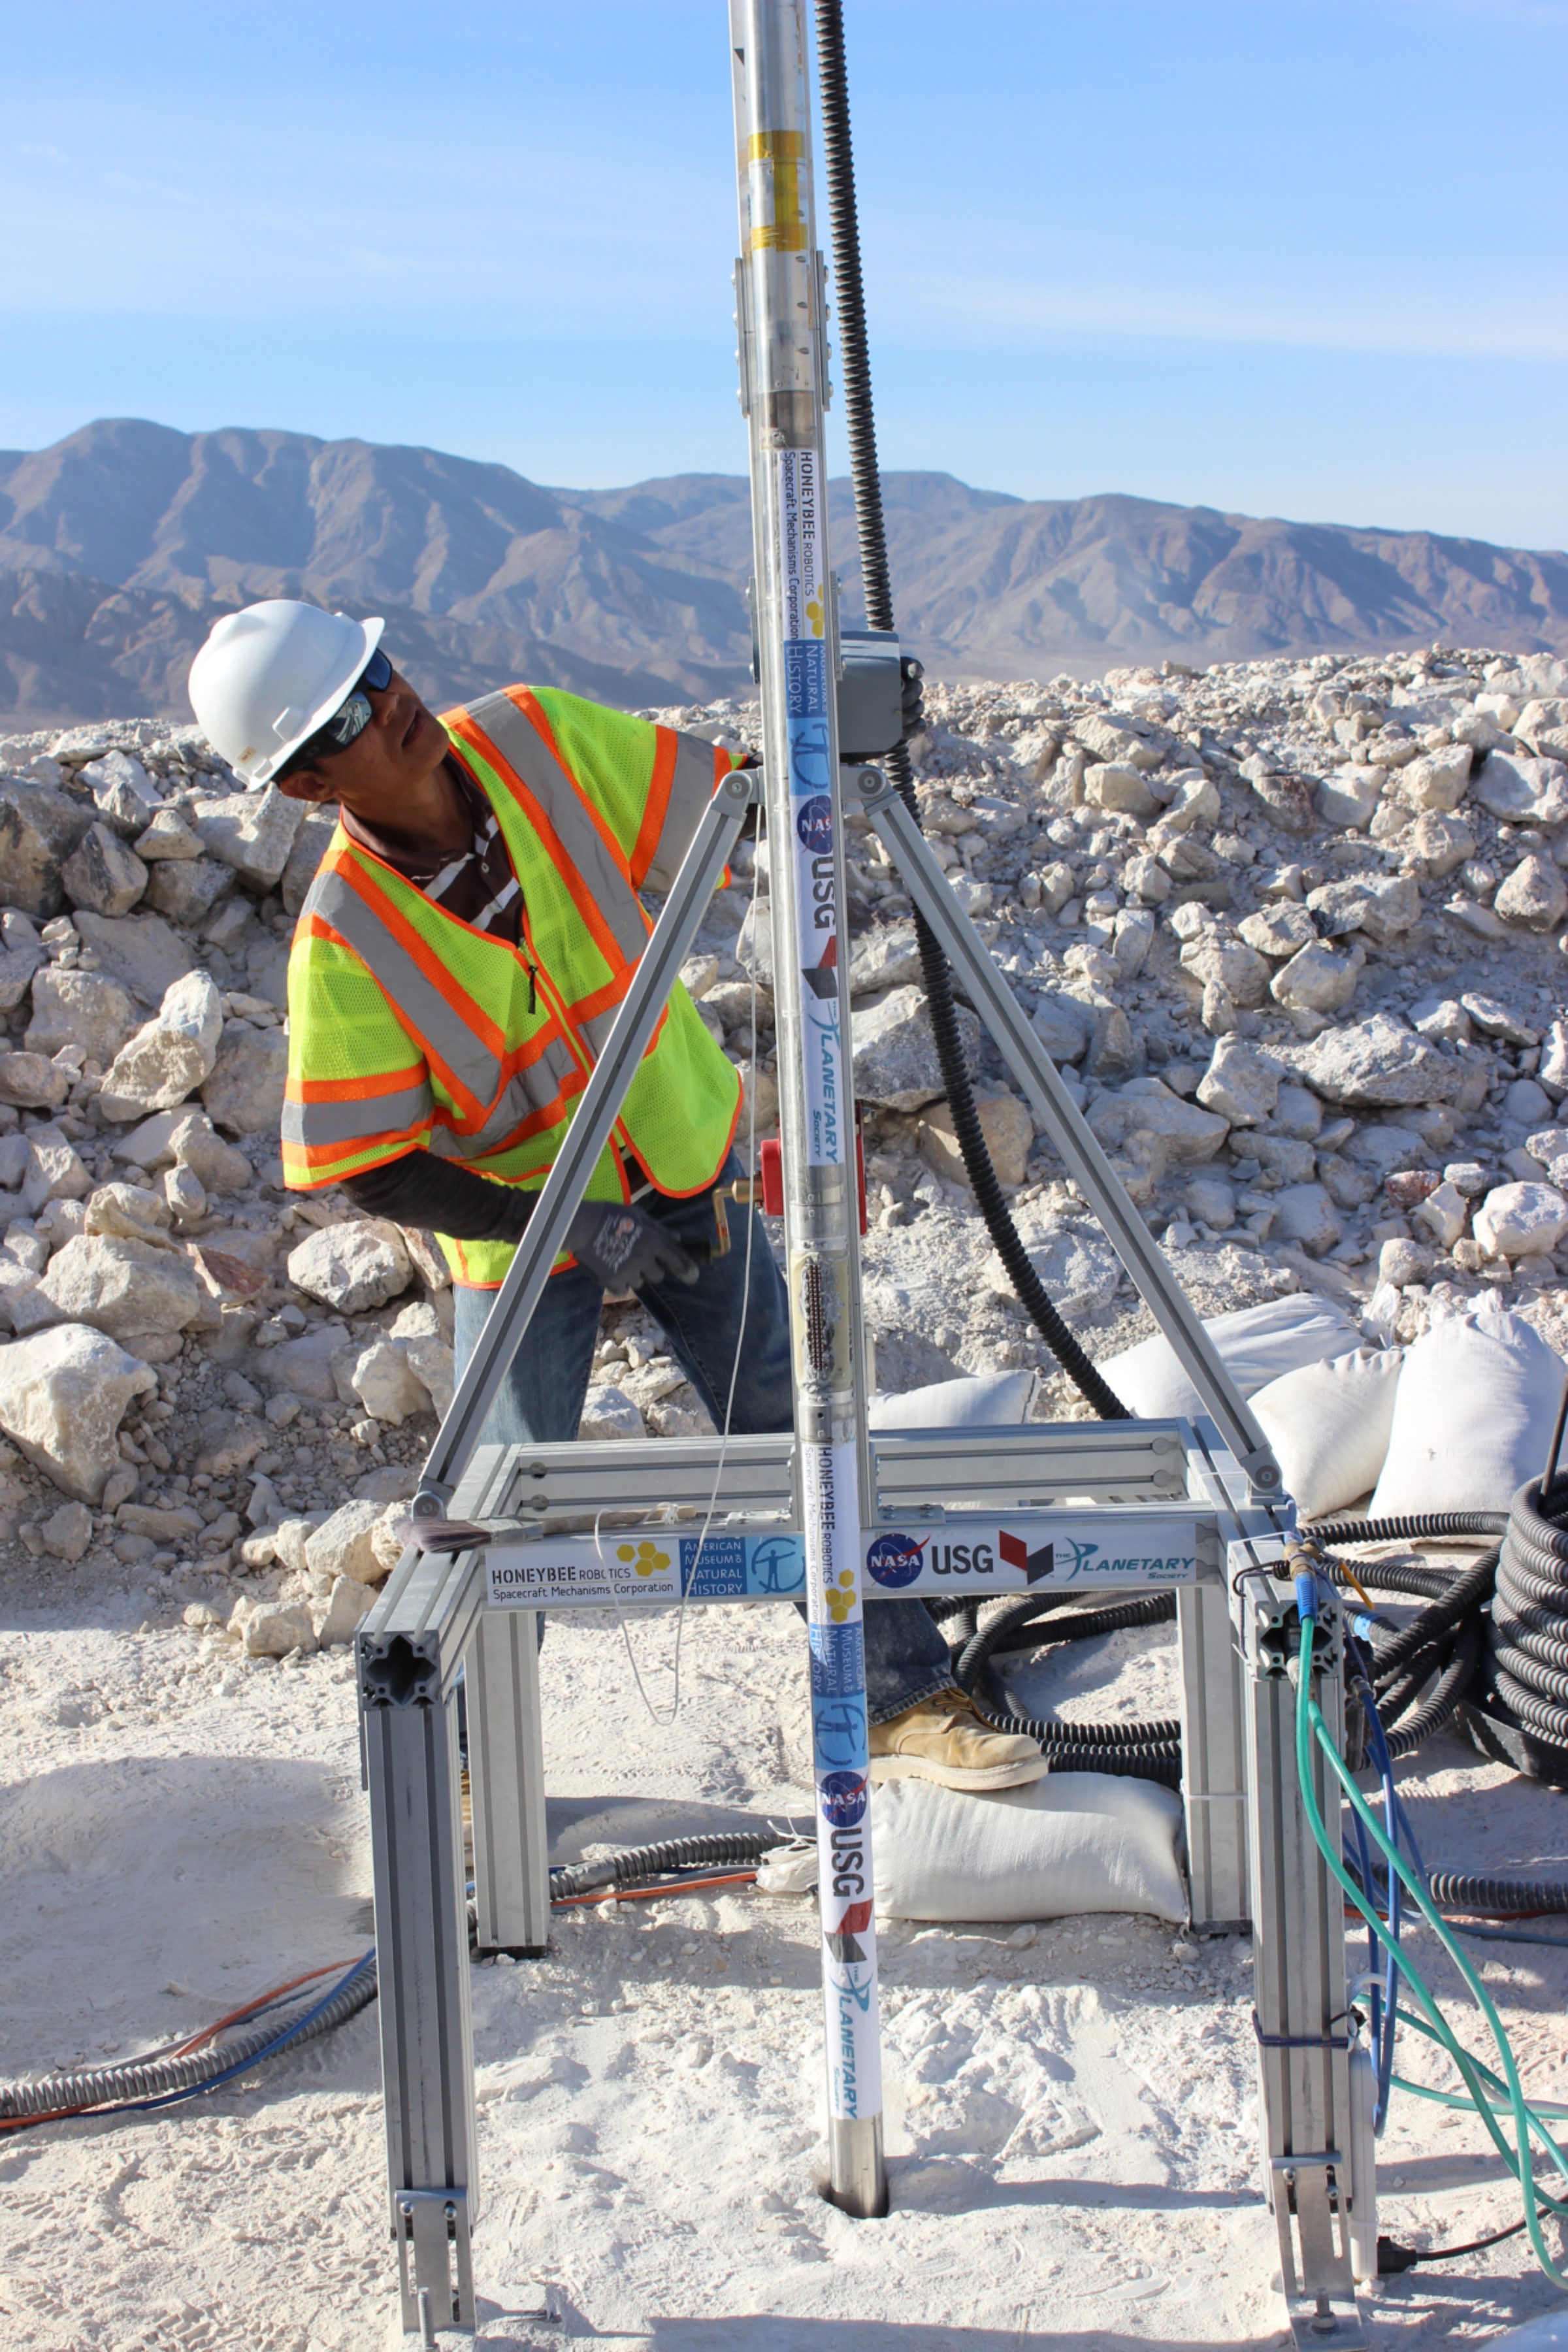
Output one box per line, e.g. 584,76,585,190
1,418,1565,728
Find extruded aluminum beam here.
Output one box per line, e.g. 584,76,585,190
855,766,1284,1501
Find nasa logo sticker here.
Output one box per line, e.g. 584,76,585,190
794,794,834,855
864,1531,924,1590
817,1769,868,1827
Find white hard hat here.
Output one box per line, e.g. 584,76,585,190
188,599,385,787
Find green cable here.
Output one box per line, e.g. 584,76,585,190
1295,1612,1568,2286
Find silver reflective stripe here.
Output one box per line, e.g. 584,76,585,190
467,693,649,968
456,1039,583,1156
281,1078,433,1148
311,866,498,1105
642,734,723,892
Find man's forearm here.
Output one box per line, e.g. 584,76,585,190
344,1150,536,1243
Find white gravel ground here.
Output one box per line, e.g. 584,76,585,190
6,1556,1568,2352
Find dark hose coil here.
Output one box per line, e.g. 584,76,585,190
548,1833,773,1902
813,0,1128,1424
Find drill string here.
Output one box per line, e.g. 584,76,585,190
593,788,764,1729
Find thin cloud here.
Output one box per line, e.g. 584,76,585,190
917,274,1568,363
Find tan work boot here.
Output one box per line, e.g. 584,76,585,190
868,1688,1048,1791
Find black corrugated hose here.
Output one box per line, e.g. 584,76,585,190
813,0,1128,1426
549,1833,774,1902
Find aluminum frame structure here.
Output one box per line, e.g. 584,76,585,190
356,2,1369,2337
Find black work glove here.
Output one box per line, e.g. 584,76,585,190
900,655,926,742
566,1200,700,1290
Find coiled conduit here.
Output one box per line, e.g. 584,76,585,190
549,1833,774,1902
0,1953,377,2122
1480,1475,1568,1777
813,0,1128,1426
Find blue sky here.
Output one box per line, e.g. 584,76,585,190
3,0,1565,545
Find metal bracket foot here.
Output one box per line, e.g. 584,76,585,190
1286,2292,1367,2349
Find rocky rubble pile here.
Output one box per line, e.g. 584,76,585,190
2,645,1566,1675
648,641,1568,1405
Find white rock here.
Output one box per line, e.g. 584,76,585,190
1271,1183,1342,1256
1397,743,1472,811
83,1180,172,1245
851,983,979,1112
1413,1180,1468,1249
24,966,137,1064
132,807,206,862
191,787,304,890
0,1051,69,1111
201,1021,288,1135
71,909,193,1007
40,1498,93,1561
579,1384,645,1441
1541,1020,1568,1101
80,749,161,836
304,1497,387,1586
21,1128,91,1217
1314,766,1382,830
1269,939,1360,1015
1295,1013,1459,1108
1084,762,1160,819
98,970,223,1119
61,822,148,918
1238,902,1316,959
1494,853,1567,931
1196,1036,1278,1126
231,1595,316,1658
1178,933,1271,1009
1472,1182,1568,1260
0,1322,155,1501
310,1575,377,1647
1472,752,1568,826
1400,810,1475,879
1151,773,1220,836
350,1338,429,1425
24,1232,205,1338
288,1218,410,1313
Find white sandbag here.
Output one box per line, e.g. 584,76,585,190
1369,1306,1567,1517
1250,1347,1405,1521
870,1770,1186,1923
868,1369,1034,1430
1096,1292,1364,1424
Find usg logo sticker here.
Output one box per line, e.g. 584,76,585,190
818,1770,868,1826
999,1531,1055,1583
865,1532,925,1589
795,794,834,855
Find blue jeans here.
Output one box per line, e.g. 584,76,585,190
451,1162,955,1722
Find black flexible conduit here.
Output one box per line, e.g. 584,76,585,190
549,1833,774,1902
813,0,1128,1424
942,1591,1182,1784
0,1956,378,2121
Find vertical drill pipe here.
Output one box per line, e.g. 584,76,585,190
729,0,886,2219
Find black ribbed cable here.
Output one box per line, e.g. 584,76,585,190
813,0,1128,1423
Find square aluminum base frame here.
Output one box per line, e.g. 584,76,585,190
357,761,1370,2344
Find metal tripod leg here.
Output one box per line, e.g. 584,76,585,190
468,1609,550,1955
363,1631,478,2337
856,767,1283,1500
416,764,759,1514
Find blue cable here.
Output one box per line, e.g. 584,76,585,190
39,1952,377,2125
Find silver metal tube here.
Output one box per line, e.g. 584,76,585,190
730,0,885,2218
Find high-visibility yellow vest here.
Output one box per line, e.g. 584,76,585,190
283,685,743,1286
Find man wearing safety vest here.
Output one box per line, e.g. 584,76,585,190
189,600,1047,1793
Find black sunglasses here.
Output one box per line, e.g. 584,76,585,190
278,647,395,778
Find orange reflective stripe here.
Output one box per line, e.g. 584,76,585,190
288,1063,426,1105
333,853,504,1115
506,687,638,894
629,727,679,890
448,705,634,980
